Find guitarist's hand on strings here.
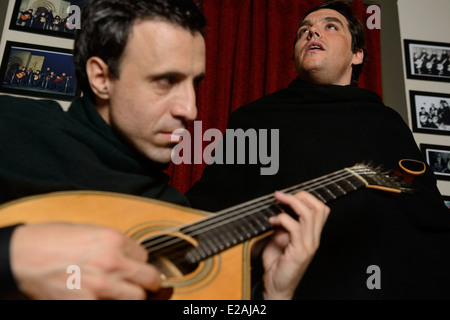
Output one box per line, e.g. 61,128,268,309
10,223,163,300
261,191,330,300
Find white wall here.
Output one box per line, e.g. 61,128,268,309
397,0,450,196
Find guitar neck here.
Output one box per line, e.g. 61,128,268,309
180,165,372,264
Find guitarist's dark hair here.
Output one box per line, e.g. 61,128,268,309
73,0,206,100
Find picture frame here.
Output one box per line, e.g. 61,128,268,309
404,39,450,83
0,41,80,101
9,0,85,39
409,91,450,136
443,195,450,210
420,144,450,181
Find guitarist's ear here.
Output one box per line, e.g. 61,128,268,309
86,57,111,100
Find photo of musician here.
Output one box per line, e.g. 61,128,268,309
0,43,78,99
11,0,85,36
16,8,33,27
410,45,450,78
30,69,42,87
424,149,450,178
413,93,450,133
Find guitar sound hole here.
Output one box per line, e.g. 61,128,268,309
144,234,198,277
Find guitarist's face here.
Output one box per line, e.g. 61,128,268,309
93,20,206,163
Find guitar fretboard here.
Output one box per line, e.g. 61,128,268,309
181,166,373,264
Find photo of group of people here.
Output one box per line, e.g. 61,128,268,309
0,42,78,101
7,65,74,93
412,47,450,77
16,8,74,33
405,39,450,82
10,0,85,39
411,91,450,135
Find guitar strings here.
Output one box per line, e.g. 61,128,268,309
142,169,347,249
142,166,373,257
178,169,359,234
143,171,366,268
143,168,374,269
142,167,371,255
142,166,372,256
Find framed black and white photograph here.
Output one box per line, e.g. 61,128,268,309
420,144,450,181
410,91,450,136
404,39,450,82
9,0,84,39
443,196,450,210
0,41,79,101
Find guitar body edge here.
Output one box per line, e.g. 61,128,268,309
0,191,256,300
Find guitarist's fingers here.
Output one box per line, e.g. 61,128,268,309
261,192,329,300
88,250,163,298
121,258,163,293
121,236,149,262
266,213,307,265
90,273,149,300
292,191,330,241
274,191,329,249
92,230,163,295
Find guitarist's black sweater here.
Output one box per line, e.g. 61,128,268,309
186,78,450,299
0,94,189,297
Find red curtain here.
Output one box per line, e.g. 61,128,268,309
166,0,382,193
